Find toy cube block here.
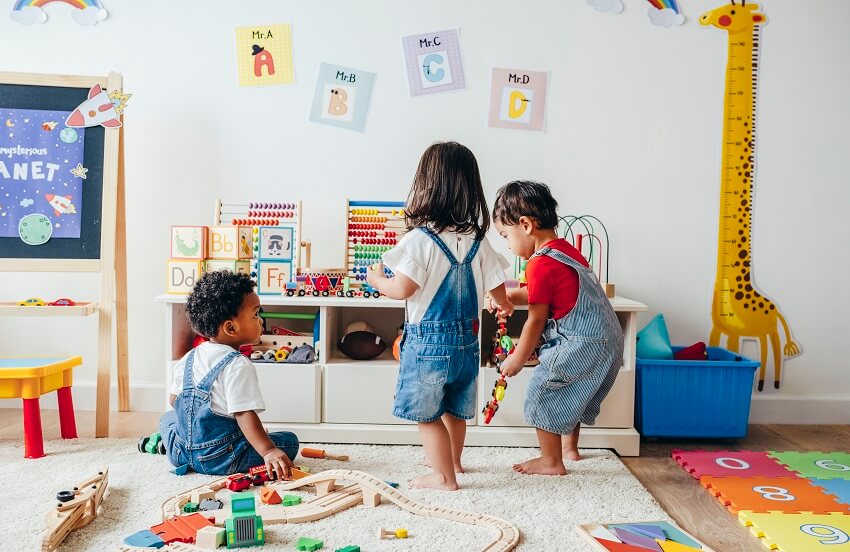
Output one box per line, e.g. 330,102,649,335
209,226,252,260
196,526,225,549
257,226,295,261
191,487,215,504
257,261,293,295
296,537,324,551
260,488,281,505
167,260,203,294
204,260,251,276
170,226,208,259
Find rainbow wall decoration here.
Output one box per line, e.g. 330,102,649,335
11,0,108,26
646,0,685,26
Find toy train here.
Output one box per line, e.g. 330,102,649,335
284,269,383,298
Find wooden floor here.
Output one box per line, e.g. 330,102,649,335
1,409,848,551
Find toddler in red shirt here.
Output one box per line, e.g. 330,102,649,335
492,181,623,476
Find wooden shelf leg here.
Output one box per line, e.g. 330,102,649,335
22,397,44,459
57,386,78,439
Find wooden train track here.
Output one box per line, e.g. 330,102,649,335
43,467,108,552
153,469,519,552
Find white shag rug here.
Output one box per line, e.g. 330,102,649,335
2,438,668,551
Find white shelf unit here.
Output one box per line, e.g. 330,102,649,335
156,294,646,455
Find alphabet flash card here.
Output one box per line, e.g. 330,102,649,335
309,63,375,132
487,68,549,132
401,28,466,97
235,24,294,86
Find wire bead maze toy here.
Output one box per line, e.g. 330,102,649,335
482,316,515,424
558,215,615,298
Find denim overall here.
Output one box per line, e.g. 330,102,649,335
160,348,299,475
524,245,624,435
392,228,481,422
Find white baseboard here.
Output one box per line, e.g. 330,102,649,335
749,394,850,424
0,382,166,412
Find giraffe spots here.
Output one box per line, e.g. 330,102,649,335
770,304,775,310
736,275,742,282
744,171,751,178
741,199,748,206
745,284,753,292
738,250,747,259
743,163,749,169
735,292,744,300
746,294,751,299
759,302,764,308
744,303,749,309
741,236,747,243
738,229,744,235
744,274,751,282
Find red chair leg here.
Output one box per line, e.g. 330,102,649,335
22,397,44,459
57,386,78,439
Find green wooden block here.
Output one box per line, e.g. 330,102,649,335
182,501,198,513
296,537,323,551
335,546,360,552
282,494,302,506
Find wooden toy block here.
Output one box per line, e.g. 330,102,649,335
281,494,302,506
672,449,795,479
260,488,282,505
208,225,252,260
768,451,850,481
191,487,215,504
170,225,208,259
258,226,296,261
379,528,408,539
256,260,293,295
296,536,324,551
167,260,203,294
149,513,212,544
195,526,225,549
739,511,850,552
700,475,850,515
334,547,360,552
657,540,703,552
612,528,661,551
203,259,251,276
302,448,349,461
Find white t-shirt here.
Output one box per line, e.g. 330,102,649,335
170,342,265,417
382,229,510,323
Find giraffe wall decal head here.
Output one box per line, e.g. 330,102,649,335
700,1,800,391
700,0,766,31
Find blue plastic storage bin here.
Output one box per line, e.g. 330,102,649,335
635,346,760,438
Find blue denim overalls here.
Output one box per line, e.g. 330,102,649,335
160,348,299,475
524,245,624,435
392,228,481,422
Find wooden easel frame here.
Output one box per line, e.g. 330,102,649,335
0,71,128,437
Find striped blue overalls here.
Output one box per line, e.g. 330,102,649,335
524,246,624,435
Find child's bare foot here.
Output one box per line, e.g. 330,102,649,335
512,456,568,476
421,459,466,473
409,472,459,490
563,448,582,461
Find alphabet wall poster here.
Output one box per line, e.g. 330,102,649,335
0,108,86,241
401,28,466,97
309,63,375,132
235,24,294,86
487,68,549,132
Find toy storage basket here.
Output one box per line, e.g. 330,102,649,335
635,346,760,438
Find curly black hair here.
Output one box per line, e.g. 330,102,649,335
492,180,559,230
185,271,256,338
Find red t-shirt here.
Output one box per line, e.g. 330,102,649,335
525,238,589,320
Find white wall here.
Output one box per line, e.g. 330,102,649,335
1,0,848,422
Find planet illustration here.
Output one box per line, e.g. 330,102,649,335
59,127,78,144
18,214,53,246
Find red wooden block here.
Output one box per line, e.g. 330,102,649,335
150,513,212,544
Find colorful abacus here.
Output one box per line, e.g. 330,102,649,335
345,200,407,294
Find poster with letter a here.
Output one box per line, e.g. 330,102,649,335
487,68,548,132
235,24,294,86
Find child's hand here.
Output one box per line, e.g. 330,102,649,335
366,262,385,289
499,354,524,378
497,298,515,318
262,447,294,480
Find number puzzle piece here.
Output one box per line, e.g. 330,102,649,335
672,450,795,479
739,511,850,551
813,479,850,508
769,452,850,480
701,476,850,515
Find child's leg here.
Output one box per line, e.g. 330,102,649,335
442,413,467,473
232,430,300,475
513,428,568,476
411,419,459,490
561,423,582,461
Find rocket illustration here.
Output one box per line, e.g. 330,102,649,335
45,194,77,216
65,84,122,129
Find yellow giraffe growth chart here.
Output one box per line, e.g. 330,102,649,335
700,1,799,391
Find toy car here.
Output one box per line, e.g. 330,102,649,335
48,298,75,306
17,297,45,306
137,432,167,455
226,473,252,492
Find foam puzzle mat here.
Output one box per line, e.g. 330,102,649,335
674,450,850,551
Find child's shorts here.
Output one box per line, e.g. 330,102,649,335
524,333,623,435
392,325,479,423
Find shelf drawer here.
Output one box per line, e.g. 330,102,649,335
256,363,322,424
323,363,414,425
477,366,634,429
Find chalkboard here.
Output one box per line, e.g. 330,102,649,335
0,82,106,260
